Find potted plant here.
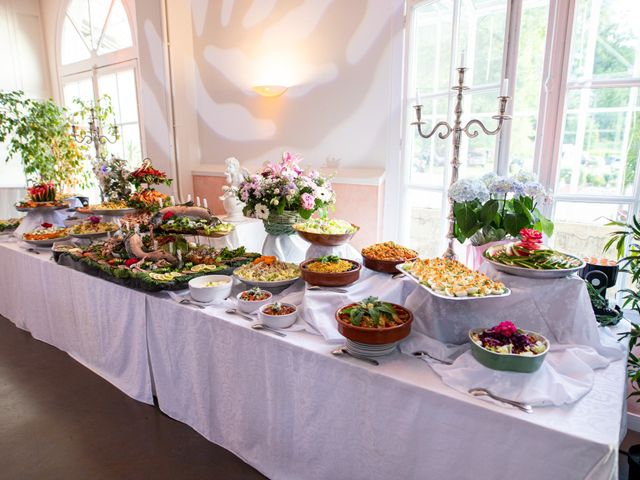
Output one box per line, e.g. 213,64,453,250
449,171,554,268
0,90,88,194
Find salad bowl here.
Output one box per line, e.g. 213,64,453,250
236,288,273,313
188,274,233,303
293,219,359,246
469,326,549,373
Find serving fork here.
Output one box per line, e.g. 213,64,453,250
468,388,533,414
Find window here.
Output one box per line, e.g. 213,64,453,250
59,0,143,176
402,0,550,256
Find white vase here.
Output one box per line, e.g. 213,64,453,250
222,196,245,222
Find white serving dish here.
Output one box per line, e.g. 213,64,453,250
258,303,297,329
22,236,71,247
483,245,586,279
397,262,511,300
236,289,273,313
188,274,233,303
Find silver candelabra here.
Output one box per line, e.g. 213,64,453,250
412,66,511,259
71,105,118,161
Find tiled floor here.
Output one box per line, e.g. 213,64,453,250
0,316,266,480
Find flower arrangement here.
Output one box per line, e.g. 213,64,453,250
449,171,553,245
237,152,335,221
93,156,133,202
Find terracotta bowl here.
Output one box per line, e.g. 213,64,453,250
335,303,413,345
300,258,361,287
362,254,418,274
293,224,360,246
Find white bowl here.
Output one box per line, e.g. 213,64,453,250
188,275,233,303
236,289,273,313
258,303,298,329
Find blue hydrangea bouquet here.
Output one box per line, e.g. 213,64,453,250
448,171,553,246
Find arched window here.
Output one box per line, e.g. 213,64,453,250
59,0,143,168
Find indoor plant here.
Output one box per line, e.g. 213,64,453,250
0,90,88,193
237,152,335,235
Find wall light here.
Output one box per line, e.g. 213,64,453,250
252,85,288,97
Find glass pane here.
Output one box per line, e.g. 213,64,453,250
408,97,449,187
508,0,550,173
459,89,501,177
413,1,454,95
120,123,142,167
65,0,92,52
569,0,640,81
97,72,121,123
63,78,94,108
61,17,91,65
97,0,133,55
557,87,640,196
552,201,629,258
407,189,445,257
116,70,138,124
459,0,507,87
88,0,112,50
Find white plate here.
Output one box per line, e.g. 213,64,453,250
15,204,68,212
482,246,585,279
397,262,511,300
22,236,71,247
70,230,115,239
346,339,398,357
81,207,136,216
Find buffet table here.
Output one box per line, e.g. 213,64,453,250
0,240,629,479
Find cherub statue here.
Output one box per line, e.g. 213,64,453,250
220,157,248,221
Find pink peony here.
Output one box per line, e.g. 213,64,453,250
301,192,315,210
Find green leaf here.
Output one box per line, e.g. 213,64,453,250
453,202,479,239
479,199,499,227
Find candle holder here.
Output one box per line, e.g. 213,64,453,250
71,105,118,161
412,67,511,259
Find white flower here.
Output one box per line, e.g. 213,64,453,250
316,187,332,202
523,181,546,199
489,176,513,195
515,170,536,183
449,178,488,203
270,198,279,206
254,203,269,219
273,188,280,194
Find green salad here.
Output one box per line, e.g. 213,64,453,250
295,218,356,235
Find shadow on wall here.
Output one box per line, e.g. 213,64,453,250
189,0,404,168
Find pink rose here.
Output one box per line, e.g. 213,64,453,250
301,192,315,210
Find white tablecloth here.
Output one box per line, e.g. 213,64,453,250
145,294,627,480
0,240,629,479
0,242,153,404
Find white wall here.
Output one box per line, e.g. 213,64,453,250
0,0,51,189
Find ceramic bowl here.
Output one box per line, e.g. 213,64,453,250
299,258,361,287
188,274,233,303
362,254,418,274
335,303,413,345
258,303,298,329
468,328,549,373
293,224,359,246
236,289,273,313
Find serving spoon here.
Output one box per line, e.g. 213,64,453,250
468,388,533,414
307,285,348,293
179,298,204,309
412,350,453,365
225,308,254,322
332,347,379,366
252,323,286,337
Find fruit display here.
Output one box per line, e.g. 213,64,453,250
27,182,56,202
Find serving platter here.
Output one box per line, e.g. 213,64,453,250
70,231,114,240
483,245,585,279
23,236,71,247
15,204,68,212
80,207,136,216
397,262,511,300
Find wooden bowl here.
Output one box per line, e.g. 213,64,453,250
293,224,359,246
362,254,418,274
300,258,361,287
335,303,413,345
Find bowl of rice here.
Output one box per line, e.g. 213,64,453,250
293,218,359,246
300,255,361,287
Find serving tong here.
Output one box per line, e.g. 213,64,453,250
468,388,533,414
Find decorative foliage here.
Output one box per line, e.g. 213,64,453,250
93,156,133,202
0,90,88,192
128,158,172,189
449,171,554,245
237,152,335,220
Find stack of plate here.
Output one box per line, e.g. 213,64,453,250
345,339,398,357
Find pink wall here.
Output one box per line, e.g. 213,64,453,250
193,175,226,215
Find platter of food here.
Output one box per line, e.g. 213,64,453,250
155,206,234,237
483,229,584,279
70,217,119,239
15,202,68,212
293,218,359,246
300,255,361,287
399,258,510,300
22,223,70,246
77,201,136,216
361,241,418,273
0,218,22,234
469,321,549,373
16,183,69,212
233,255,301,289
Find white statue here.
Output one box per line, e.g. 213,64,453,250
220,157,249,222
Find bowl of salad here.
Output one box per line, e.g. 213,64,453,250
233,256,301,290
258,302,298,329
293,218,359,246
237,287,273,313
300,256,361,287
361,241,418,273
469,321,549,373
188,274,233,303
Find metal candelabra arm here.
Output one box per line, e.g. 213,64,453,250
412,106,454,139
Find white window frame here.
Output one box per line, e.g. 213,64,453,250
56,0,146,160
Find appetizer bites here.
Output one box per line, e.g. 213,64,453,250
403,258,507,297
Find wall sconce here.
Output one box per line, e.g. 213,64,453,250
252,85,288,97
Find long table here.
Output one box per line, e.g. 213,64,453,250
0,240,628,479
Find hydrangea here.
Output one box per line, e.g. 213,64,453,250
481,172,498,188
511,179,525,197
449,178,488,203
489,176,515,195
523,181,546,199
514,170,536,183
